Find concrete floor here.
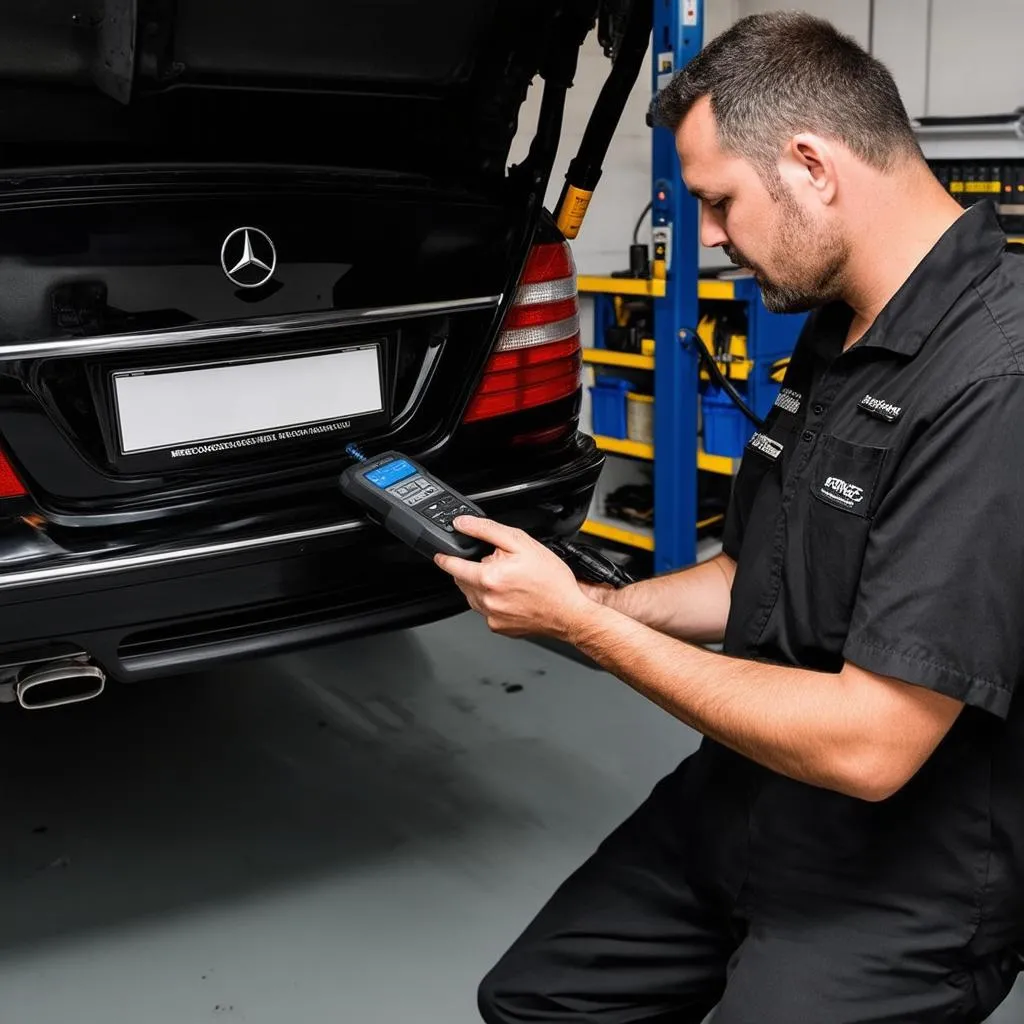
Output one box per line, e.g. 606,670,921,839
0,612,1019,1023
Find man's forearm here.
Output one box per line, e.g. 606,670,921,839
601,552,735,644
566,602,958,801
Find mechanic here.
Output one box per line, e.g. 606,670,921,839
434,12,1024,1024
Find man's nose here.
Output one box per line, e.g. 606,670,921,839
699,204,728,248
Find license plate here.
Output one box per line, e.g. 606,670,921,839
113,345,383,455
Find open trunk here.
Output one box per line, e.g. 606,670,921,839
0,0,598,180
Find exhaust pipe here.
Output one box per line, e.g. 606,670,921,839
16,661,106,710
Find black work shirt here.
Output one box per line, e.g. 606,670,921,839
693,201,1024,953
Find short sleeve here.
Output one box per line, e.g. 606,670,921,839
843,375,1024,718
722,461,757,560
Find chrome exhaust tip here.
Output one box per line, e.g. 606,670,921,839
16,662,106,710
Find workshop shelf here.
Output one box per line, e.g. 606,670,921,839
582,349,655,370
594,435,654,460
592,434,737,476
578,276,740,301
697,448,738,476
578,275,666,298
581,515,654,552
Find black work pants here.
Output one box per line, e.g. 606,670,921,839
478,759,1020,1024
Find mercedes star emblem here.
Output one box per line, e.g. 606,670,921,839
220,226,277,288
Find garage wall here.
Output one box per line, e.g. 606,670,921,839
731,0,869,44
926,0,1024,115
729,0,1024,117
871,0,930,119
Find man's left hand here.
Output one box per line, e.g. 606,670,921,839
434,516,598,640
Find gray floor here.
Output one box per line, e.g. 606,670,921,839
0,612,1019,1023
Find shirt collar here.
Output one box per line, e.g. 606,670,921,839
811,200,1007,361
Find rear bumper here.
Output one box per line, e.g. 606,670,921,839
0,435,602,681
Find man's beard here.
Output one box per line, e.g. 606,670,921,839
725,199,849,314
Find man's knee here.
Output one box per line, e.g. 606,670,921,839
477,960,534,1024
477,951,571,1024
477,967,507,1024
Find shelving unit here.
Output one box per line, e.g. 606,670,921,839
577,276,744,301
574,0,805,574
915,115,1024,245
592,435,653,460
581,514,655,552
583,348,655,371
588,434,737,476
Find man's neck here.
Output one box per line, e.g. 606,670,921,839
841,173,964,349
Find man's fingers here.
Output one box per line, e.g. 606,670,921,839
434,552,486,587
453,515,524,551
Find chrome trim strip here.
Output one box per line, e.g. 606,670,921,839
0,295,503,361
0,472,566,591
0,520,365,590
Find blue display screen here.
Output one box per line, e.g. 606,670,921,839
365,459,416,489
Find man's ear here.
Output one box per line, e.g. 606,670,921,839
784,133,838,205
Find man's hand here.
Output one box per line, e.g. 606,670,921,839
434,516,600,640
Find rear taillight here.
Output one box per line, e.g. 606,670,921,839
463,241,582,424
0,452,26,499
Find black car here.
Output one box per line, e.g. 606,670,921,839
0,1,645,707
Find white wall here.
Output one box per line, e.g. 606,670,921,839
729,0,1024,118
732,0,868,43
927,0,1024,115
872,0,930,118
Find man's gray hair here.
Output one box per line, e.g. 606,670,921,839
653,11,921,193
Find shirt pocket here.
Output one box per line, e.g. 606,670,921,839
800,435,888,650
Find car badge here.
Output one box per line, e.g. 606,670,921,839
220,226,277,288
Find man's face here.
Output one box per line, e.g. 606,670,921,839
675,97,848,313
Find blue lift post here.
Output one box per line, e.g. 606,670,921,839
650,0,704,573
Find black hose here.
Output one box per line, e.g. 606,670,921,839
686,328,765,431
632,200,652,245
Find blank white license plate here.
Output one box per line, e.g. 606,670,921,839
113,345,383,455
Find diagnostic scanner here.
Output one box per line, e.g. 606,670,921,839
340,449,490,560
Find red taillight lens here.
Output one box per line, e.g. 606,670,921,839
464,241,582,424
0,453,26,499
520,242,575,285
502,297,578,330
484,336,582,374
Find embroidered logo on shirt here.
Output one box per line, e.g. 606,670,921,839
820,476,865,508
747,433,783,460
774,388,802,415
858,394,903,423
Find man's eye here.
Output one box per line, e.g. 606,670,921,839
708,198,727,210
